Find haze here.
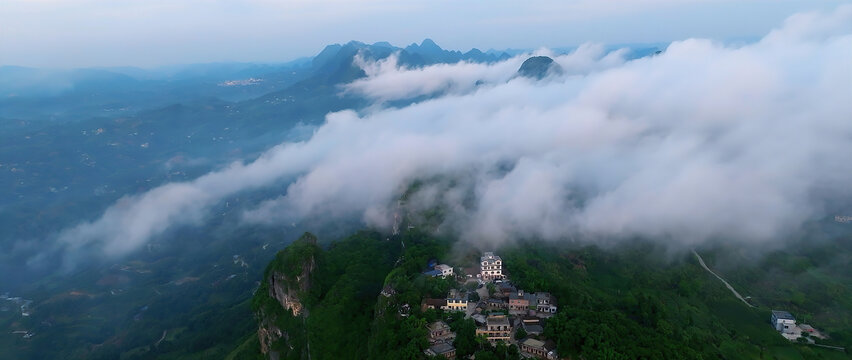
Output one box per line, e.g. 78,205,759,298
0,0,841,68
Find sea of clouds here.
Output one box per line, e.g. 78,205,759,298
52,5,852,261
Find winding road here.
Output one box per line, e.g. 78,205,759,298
692,250,755,308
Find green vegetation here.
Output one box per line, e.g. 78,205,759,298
243,225,852,360
503,241,850,360
248,231,401,359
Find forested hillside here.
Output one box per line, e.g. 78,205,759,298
242,225,852,359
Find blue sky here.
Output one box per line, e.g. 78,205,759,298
0,0,840,68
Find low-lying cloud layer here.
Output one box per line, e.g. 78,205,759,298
343,43,628,103
53,6,852,260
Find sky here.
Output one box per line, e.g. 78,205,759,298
45,5,852,267
0,0,842,68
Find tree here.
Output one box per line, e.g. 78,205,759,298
451,318,478,357
514,327,527,340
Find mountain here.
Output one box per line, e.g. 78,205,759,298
404,38,510,65
517,56,563,80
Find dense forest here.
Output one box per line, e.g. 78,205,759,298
239,225,852,360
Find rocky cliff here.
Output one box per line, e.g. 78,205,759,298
253,232,321,359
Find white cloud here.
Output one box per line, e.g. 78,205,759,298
52,5,852,261
343,43,629,103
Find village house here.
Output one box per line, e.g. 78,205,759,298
435,264,454,278
497,282,517,297
517,316,544,336
505,289,557,317
424,342,456,359
427,321,454,343
771,310,797,333
476,315,512,343
519,338,559,359
445,289,468,311
421,298,447,312
487,298,507,309
771,310,804,340
509,290,536,312
535,292,558,316
480,252,504,280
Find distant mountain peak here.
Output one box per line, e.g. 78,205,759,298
419,38,442,50
517,56,563,80
372,41,394,48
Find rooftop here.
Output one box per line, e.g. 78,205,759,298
423,269,442,277
481,252,502,261
522,338,546,349
509,291,537,302
486,315,510,327
523,324,544,334
498,282,517,291
429,342,455,354
428,321,450,332
447,289,467,300
422,298,447,307
772,310,795,320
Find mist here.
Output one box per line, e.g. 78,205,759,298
50,5,852,264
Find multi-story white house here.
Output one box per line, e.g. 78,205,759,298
480,252,503,280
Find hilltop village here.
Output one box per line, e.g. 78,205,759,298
393,252,561,359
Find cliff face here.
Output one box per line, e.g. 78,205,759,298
268,253,315,317
254,233,321,359
251,230,399,359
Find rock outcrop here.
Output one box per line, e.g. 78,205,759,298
254,232,321,358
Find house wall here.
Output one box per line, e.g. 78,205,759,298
775,319,796,333
521,344,547,358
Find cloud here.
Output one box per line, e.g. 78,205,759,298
52,5,852,261
342,43,628,103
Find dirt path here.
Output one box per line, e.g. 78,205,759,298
154,330,167,347
692,250,755,308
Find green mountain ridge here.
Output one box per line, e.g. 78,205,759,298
242,224,852,360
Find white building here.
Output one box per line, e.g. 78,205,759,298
535,292,558,316
480,252,503,280
435,264,453,278
771,310,797,333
